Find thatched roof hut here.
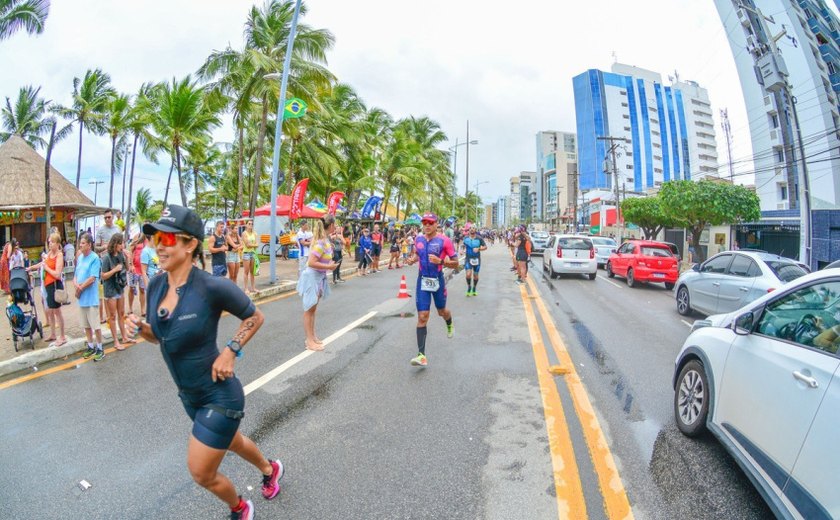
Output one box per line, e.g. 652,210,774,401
0,135,106,217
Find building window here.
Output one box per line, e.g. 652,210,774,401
625,164,633,169
776,147,784,163
624,126,631,131
653,142,661,149
620,90,627,96
780,184,788,200
621,102,628,107
654,168,663,174
623,114,630,119
770,113,779,128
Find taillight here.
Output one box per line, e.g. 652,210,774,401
589,248,595,259
556,246,562,258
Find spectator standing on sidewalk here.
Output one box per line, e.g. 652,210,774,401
141,234,160,290
101,233,135,350
225,226,243,285
130,205,283,520
95,209,119,323
514,226,531,284
370,223,383,273
0,238,12,293
388,229,401,269
357,227,372,276
127,233,148,317
295,221,313,274
331,224,345,284
75,233,105,361
209,221,228,278
27,233,67,347
297,215,338,351
240,220,258,295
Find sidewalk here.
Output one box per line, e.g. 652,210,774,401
0,254,379,376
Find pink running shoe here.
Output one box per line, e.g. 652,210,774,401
230,498,254,520
262,459,285,500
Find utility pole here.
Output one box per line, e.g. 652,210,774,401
597,136,626,240
570,170,579,233
464,120,471,218
720,108,734,182
736,3,811,266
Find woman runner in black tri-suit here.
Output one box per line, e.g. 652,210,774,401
130,205,283,520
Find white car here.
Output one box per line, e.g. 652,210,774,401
529,231,550,255
673,268,840,519
590,236,617,268
675,251,807,317
542,235,597,280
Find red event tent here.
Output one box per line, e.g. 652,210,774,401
241,195,326,219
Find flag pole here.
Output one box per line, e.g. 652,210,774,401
268,0,303,285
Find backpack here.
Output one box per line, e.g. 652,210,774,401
524,237,532,255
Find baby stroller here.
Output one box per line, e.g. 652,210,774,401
6,267,43,351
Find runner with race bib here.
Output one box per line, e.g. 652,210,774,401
405,213,459,367
461,225,487,297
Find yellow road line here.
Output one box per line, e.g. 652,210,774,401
527,277,634,520
0,289,298,391
518,283,588,520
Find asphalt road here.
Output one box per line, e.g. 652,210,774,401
0,245,774,519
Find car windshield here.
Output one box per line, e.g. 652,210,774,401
591,238,616,247
559,238,591,249
765,261,807,283
531,232,549,239
641,246,673,257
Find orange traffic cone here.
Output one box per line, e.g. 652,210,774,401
397,275,411,299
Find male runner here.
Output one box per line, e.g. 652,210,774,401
461,225,487,296
405,213,458,367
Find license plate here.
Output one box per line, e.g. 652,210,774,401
570,262,583,267
652,273,665,278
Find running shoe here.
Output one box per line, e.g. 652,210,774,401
93,349,105,362
472,289,478,297
466,290,472,297
230,498,254,520
447,322,454,338
82,346,96,359
410,353,427,367
262,459,285,500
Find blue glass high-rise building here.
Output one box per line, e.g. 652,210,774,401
573,64,718,193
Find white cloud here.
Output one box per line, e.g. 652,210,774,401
1,0,754,211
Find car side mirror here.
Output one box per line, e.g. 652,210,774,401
733,312,754,335
692,263,701,272
611,248,617,253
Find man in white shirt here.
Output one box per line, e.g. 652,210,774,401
296,221,313,273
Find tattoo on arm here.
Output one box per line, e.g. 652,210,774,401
231,316,259,345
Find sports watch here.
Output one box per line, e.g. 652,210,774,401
226,340,243,358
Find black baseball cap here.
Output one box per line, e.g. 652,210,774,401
142,205,205,241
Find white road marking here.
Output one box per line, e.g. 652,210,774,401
243,311,378,395
681,319,693,328
598,275,623,289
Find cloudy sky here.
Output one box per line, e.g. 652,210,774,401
1,0,762,210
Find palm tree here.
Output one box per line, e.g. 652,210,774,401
0,0,49,41
124,83,158,235
150,76,221,207
132,187,161,224
56,68,115,188
198,0,336,217
0,85,51,148
104,93,130,208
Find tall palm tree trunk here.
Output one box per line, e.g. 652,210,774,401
193,166,200,212
163,159,175,207
108,136,117,208
176,147,187,207
125,133,139,234
75,120,84,188
121,141,129,213
250,94,269,217
234,126,244,216
44,121,57,234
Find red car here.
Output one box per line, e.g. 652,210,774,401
606,239,679,289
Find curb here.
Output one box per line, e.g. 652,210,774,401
0,259,454,379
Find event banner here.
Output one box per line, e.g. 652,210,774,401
327,191,345,215
290,178,310,220
361,195,381,219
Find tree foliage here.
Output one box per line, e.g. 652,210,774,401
621,196,677,240
660,180,760,262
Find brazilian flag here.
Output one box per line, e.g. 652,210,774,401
284,98,307,119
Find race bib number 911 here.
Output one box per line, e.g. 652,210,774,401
421,276,440,292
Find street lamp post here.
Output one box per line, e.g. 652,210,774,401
474,180,489,225
448,135,478,217
266,0,303,285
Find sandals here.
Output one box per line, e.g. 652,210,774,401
49,338,67,347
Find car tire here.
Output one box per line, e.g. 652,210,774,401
549,263,558,279
674,359,709,437
626,268,635,288
588,272,596,280
606,262,615,278
664,282,675,290
676,286,692,316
